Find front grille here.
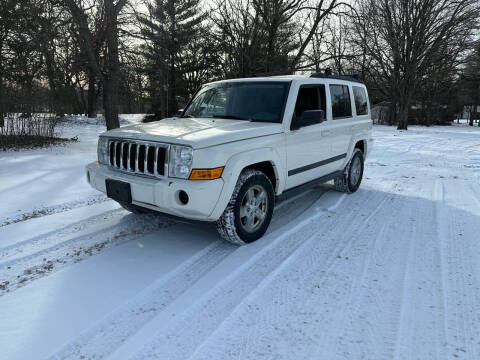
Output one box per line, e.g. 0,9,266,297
107,139,168,178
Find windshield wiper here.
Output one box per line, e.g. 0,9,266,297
182,114,195,118
212,114,248,120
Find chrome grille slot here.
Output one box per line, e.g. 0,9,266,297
138,145,145,173
115,142,121,168
109,142,115,165
147,146,155,174
107,139,168,178
121,143,128,169
157,147,166,175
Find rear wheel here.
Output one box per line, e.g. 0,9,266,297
216,169,275,245
334,148,364,193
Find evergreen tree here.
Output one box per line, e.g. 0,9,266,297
139,0,205,116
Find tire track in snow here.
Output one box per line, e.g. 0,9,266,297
308,182,449,360
309,197,398,359
47,186,328,360
50,241,236,360
0,208,126,261
0,212,175,294
120,191,381,360
391,209,419,360
435,179,452,360
188,190,404,359
382,180,449,360
188,191,398,360
436,180,480,360
0,194,110,227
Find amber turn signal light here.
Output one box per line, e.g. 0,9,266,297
189,167,224,180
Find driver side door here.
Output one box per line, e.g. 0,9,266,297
285,84,334,189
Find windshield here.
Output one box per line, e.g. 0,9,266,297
182,81,290,123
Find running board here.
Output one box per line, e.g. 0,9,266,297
276,171,343,202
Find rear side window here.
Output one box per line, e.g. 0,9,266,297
353,86,368,115
329,85,352,119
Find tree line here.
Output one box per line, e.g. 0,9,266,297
1,0,479,130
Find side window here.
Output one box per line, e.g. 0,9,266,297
294,85,326,118
329,84,352,119
353,86,368,116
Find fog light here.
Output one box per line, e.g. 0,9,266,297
179,190,189,205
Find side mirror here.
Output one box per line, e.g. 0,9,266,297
291,110,325,130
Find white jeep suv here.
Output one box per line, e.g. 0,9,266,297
86,74,372,245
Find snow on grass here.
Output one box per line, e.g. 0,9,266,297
0,114,145,225
0,120,479,360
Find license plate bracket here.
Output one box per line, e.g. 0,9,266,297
105,179,132,203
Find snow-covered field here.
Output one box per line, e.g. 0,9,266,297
1,117,480,360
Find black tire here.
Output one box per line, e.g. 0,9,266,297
118,201,150,214
216,169,275,245
334,148,364,193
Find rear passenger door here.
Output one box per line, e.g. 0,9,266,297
328,84,355,165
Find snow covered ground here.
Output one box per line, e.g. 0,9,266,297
1,118,480,360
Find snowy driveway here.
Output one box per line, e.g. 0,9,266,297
1,121,480,360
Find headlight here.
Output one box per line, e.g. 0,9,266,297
97,137,109,165
169,145,193,179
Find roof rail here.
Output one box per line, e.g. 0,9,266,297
310,69,364,84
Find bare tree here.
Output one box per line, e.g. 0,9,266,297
210,0,265,77
0,0,17,125
288,0,344,72
352,0,479,130
211,0,343,76
461,40,480,126
63,0,128,129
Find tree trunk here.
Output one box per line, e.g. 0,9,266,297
0,69,4,128
469,107,474,126
103,0,120,130
388,102,397,126
87,70,97,118
168,54,176,116
475,105,480,127
0,37,3,126
397,101,410,130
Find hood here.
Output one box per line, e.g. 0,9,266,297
103,117,283,149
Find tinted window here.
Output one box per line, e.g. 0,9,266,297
183,81,289,123
353,86,368,115
329,85,352,119
294,85,326,117
291,85,326,129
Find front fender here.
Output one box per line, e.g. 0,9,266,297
209,147,285,220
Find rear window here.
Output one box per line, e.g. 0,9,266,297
353,86,368,115
329,85,352,119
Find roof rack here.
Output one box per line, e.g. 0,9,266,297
310,68,364,84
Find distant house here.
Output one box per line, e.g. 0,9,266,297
371,101,453,125
371,101,391,124
461,105,480,120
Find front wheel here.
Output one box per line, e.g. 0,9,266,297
334,149,364,193
216,169,275,245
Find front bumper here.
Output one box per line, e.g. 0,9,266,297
86,162,225,221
